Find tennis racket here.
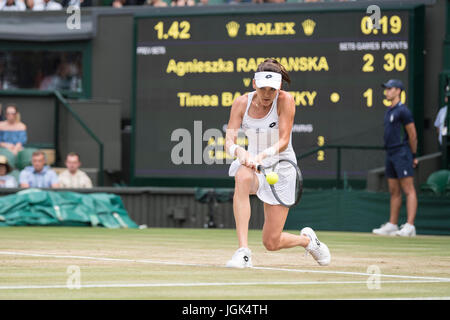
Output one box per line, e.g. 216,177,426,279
257,159,303,208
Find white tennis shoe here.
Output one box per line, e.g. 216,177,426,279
395,223,416,237
301,227,331,266
372,222,398,236
226,247,253,268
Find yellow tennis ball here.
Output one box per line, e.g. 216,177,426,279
266,172,279,185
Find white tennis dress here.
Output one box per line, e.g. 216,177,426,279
228,91,298,205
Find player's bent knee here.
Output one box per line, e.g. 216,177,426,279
263,237,280,251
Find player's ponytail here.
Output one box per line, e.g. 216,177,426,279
256,59,291,87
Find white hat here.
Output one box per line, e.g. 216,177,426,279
254,72,282,89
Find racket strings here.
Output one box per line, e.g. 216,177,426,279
270,162,298,206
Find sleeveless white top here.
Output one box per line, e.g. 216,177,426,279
241,91,296,165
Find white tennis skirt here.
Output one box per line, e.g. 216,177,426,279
228,159,297,206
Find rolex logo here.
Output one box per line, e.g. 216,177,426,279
302,19,316,36
226,21,240,38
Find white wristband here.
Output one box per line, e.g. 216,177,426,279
263,146,277,157
229,144,240,157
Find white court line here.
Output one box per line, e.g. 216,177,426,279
356,297,450,300
0,280,448,290
251,266,450,282
1,251,450,283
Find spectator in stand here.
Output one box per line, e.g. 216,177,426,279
227,0,254,4
39,62,72,91
112,0,123,7
58,152,93,188
0,104,27,156
32,0,62,10
171,0,195,6
0,155,17,188
19,150,59,189
112,0,145,7
147,0,167,6
0,104,4,121
0,0,26,11
434,96,448,150
60,0,84,8
24,0,34,9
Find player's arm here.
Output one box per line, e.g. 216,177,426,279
256,91,295,162
225,95,245,157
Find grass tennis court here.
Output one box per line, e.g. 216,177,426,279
0,227,449,300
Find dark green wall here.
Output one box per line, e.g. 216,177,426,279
423,0,446,155
92,14,134,120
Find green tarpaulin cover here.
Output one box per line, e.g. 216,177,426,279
0,189,138,228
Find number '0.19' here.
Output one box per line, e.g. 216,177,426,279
154,21,191,40
361,15,402,35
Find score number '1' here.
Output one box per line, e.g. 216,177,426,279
154,21,191,40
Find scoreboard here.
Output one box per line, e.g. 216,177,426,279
132,4,424,186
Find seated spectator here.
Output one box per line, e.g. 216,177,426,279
0,104,27,156
0,104,5,121
147,0,167,6
24,0,34,9
60,0,84,8
39,62,72,91
171,0,194,6
32,0,62,10
0,155,17,188
58,152,93,188
112,0,144,7
19,150,59,188
0,0,26,10
112,0,123,7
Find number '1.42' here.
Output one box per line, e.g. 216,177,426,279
154,21,191,40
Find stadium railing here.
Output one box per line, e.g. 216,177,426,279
297,144,385,189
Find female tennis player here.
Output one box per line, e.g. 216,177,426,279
225,59,331,268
